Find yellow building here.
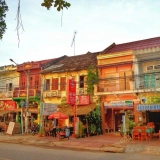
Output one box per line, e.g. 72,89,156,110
40,53,99,135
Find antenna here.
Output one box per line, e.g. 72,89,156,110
71,31,77,56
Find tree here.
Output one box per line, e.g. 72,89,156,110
86,66,99,98
0,0,70,40
0,0,8,40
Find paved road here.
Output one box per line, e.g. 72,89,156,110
0,143,160,160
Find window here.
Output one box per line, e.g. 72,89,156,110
106,73,116,85
52,78,58,90
35,75,39,90
46,79,50,90
146,66,153,71
154,65,160,70
60,77,66,91
79,76,85,88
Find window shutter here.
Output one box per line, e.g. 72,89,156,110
43,79,46,91
52,78,58,90
60,77,66,91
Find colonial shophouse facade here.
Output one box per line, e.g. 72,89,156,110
95,36,160,133
40,53,99,128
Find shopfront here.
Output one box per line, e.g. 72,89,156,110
0,100,17,122
104,100,134,132
137,93,160,132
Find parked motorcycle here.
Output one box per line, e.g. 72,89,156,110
31,124,39,136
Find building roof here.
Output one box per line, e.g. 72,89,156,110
102,36,160,54
41,52,98,74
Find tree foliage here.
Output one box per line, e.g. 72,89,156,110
41,0,71,11
0,0,8,40
86,66,99,96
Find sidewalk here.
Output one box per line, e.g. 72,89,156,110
0,132,160,154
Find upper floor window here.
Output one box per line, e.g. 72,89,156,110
80,76,85,88
106,73,116,85
46,79,50,90
6,83,12,91
60,77,66,91
52,78,58,90
146,66,153,71
154,65,160,70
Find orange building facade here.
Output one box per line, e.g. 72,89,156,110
96,50,138,132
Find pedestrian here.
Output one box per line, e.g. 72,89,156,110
51,119,57,137
30,115,34,128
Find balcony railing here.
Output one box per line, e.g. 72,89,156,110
13,89,40,98
0,91,13,98
98,81,134,92
97,78,160,93
43,90,61,98
76,88,87,95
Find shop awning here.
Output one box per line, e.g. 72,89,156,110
0,108,40,116
137,104,160,111
0,110,11,116
58,104,97,116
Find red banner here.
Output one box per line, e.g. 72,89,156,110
0,100,17,111
66,78,76,105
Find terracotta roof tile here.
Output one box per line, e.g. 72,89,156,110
41,52,98,73
102,36,160,54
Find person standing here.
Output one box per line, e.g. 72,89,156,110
52,119,57,137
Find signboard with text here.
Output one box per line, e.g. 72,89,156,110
78,95,90,105
43,103,57,116
104,100,133,108
0,100,17,111
66,78,76,105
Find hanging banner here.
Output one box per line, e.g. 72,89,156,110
0,100,17,111
66,78,76,105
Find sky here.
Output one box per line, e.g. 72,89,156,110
1,0,160,66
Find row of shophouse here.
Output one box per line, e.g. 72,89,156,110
1,36,160,134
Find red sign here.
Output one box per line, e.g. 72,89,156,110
66,78,76,105
78,95,90,105
0,100,17,111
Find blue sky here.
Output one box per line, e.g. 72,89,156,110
1,0,160,66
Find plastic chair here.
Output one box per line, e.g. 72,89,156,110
132,129,141,140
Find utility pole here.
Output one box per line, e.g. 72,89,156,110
10,59,30,135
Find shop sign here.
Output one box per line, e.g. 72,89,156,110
0,100,17,110
104,100,133,108
140,94,160,104
66,78,76,105
78,95,90,105
43,103,57,116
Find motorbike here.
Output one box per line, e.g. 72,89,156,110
59,127,70,140
31,124,39,136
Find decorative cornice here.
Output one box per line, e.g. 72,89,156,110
133,47,160,55
97,50,133,60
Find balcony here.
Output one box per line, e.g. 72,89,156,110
0,91,13,99
97,80,134,93
76,88,87,95
13,89,40,98
43,90,61,98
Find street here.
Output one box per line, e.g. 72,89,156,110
0,143,160,160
